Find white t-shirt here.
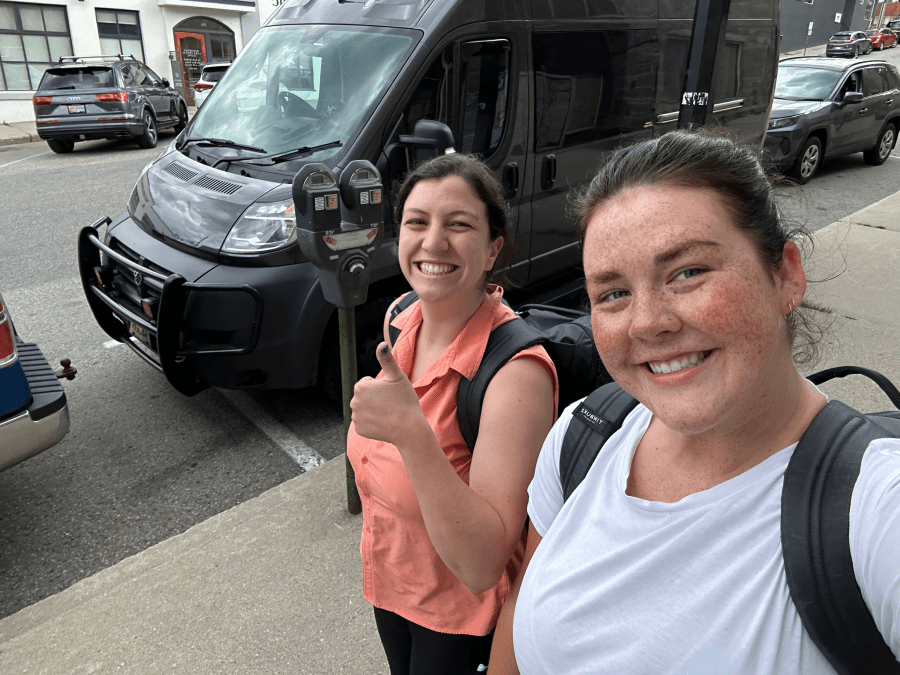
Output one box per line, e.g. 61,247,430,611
514,401,900,675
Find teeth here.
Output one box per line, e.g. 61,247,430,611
648,351,709,375
419,263,455,275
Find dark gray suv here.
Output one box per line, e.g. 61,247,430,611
32,55,188,154
764,57,900,183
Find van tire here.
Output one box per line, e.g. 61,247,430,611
174,103,188,133
320,295,394,404
136,111,158,149
47,139,74,154
863,123,895,165
790,136,822,183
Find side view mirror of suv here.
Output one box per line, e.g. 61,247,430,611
162,78,170,88
843,91,864,105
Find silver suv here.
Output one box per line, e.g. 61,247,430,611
32,54,188,154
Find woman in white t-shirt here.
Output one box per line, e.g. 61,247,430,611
487,130,900,674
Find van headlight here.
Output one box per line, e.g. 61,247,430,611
768,115,801,130
222,199,297,254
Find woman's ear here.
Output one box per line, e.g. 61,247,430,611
487,236,504,271
779,239,807,312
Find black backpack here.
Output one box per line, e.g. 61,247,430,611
387,292,611,451
559,367,900,675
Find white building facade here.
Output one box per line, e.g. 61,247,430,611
0,0,284,123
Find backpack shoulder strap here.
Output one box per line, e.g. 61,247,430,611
559,383,639,502
456,317,545,452
387,291,418,347
781,399,900,675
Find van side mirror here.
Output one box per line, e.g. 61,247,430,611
162,78,170,88
399,120,455,164
843,91,864,105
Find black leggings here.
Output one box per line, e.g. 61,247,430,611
373,607,494,675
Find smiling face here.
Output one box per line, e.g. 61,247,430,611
398,175,502,309
583,184,804,436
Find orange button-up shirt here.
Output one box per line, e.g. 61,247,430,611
347,287,558,635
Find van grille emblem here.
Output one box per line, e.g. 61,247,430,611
132,270,143,286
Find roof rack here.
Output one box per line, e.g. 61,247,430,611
57,54,135,64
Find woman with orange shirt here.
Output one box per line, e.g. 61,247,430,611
348,153,558,675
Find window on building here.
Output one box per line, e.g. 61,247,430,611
0,1,72,91
96,9,144,61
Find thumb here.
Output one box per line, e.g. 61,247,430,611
375,341,405,381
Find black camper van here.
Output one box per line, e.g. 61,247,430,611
78,0,779,398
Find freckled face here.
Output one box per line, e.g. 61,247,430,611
399,175,502,307
583,185,797,435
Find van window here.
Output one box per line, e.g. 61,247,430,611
458,39,510,156
403,45,454,135
532,30,657,151
659,37,740,106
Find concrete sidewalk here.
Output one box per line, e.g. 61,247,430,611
0,191,898,674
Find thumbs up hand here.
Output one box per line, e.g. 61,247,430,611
351,341,423,444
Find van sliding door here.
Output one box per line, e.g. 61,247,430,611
655,0,778,145
528,29,657,283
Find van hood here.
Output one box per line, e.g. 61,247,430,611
129,153,282,254
770,98,828,118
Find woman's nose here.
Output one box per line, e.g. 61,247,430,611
628,290,679,340
422,224,449,252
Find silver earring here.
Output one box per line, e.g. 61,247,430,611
784,299,795,320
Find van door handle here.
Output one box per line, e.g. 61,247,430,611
503,162,519,199
541,154,556,190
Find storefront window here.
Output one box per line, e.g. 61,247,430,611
0,1,72,90
96,9,144,62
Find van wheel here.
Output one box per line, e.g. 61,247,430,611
789,136,822,183
174,103,188,133
136,111,158,149
47,139,74,154
863,123,895,165
320,296,394,405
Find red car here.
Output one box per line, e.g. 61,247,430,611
865,28,898,51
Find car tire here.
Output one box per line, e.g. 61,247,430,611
866,43,873,54
320,295,394,405
47,139,74,154
877,41,884,51
789,136,822,184
174,103,188,133
136,110,158,149
863,123,895,166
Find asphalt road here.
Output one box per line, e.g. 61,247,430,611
1,99,899,621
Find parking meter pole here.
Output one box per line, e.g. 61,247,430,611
292,159,385,515
339,306,362,515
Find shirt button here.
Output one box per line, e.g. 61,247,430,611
363,492,370,498
361,456,369,464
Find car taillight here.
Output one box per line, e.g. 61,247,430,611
96,92,128,102
194,83,213,91
0,295,16,366
32,96,52,106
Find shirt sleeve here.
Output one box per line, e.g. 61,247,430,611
527,398,582,537
850,437,900,659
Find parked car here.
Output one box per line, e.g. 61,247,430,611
0,290,72,471
764,57,900,183
865,28,897,51
33,54,188,154
888,19,900,33
825,31,873,58
192,61,231,108
77,0,780,400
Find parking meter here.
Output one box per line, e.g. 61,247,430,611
292,160,385,514
292,161,384,308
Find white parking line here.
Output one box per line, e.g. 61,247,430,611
218,389,326,471
0,149,52,170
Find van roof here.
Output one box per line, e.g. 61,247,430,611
270,0,436,28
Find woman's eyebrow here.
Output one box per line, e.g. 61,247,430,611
653,239,722,266
586,240,723,285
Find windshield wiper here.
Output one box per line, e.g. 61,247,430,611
218,140,344,167
178,136,267,154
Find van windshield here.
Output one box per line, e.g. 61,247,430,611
189,25,416,163
774,66,842,100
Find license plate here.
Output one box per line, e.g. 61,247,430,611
128,320,152,348
67,104,85,114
